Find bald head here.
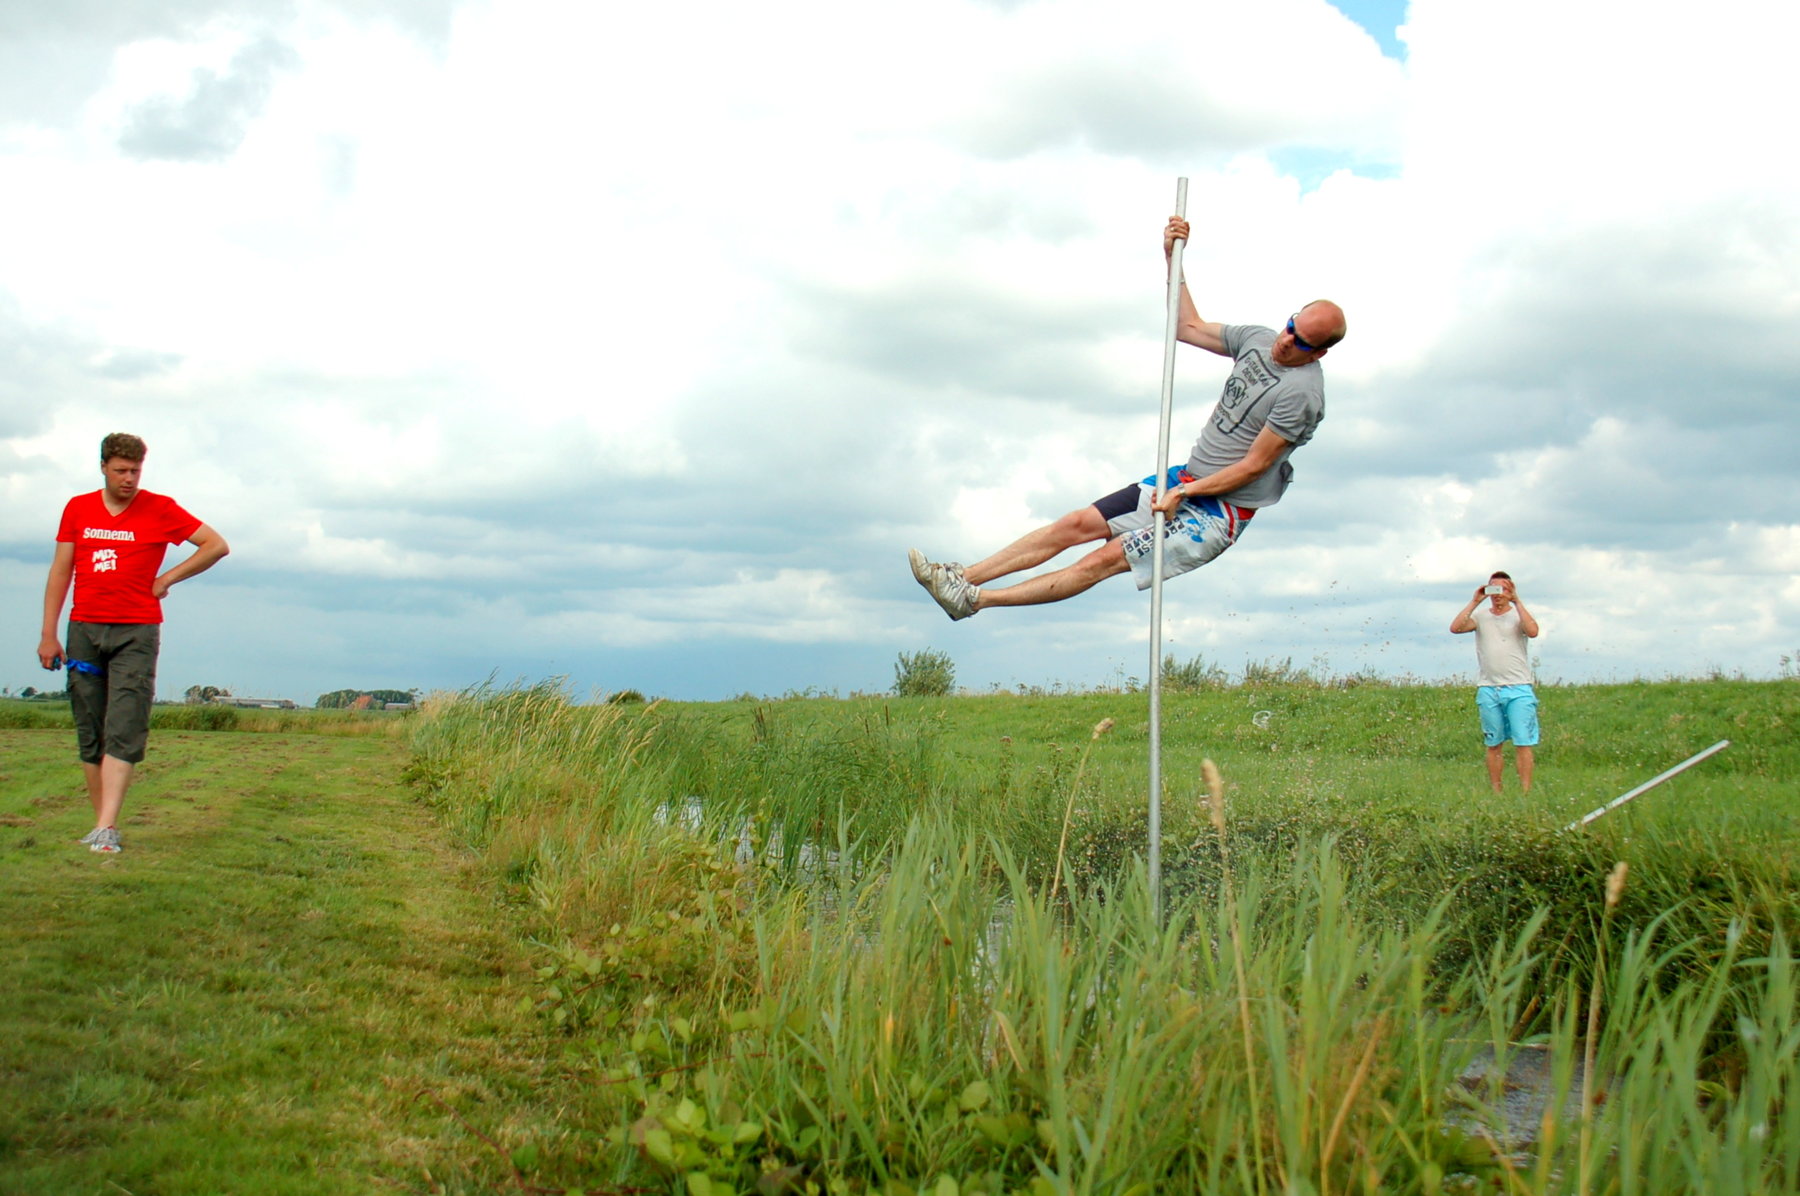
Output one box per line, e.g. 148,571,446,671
1297,300,1347,350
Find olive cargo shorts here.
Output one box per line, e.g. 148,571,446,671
66,621,161,765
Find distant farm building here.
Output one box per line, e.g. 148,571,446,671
212,697,297,709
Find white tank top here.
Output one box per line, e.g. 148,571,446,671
1473,604,1533,686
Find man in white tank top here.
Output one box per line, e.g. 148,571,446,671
1450,571,1541,793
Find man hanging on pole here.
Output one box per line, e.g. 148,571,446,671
909,215,1347,620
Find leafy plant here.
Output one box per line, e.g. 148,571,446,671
1161,652,1228,692
894,648,956,698
1242,655,1314,686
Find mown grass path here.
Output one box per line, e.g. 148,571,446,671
0,728,562,1196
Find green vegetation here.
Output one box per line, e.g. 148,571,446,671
400,676,1796,1194
0,719,582,1195
1160,651,1230,691
894,648,957,697
5,678,1795,1193
0,697,68,729
316,687,420,709
0,697,414,734
12,685,69,701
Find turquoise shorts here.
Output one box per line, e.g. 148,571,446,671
1477,684,1538,748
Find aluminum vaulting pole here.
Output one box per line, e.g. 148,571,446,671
1562,739,1731,832
1148,177,1188,922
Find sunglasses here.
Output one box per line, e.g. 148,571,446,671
1286,315,1320,354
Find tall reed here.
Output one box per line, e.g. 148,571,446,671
403,684,1800,1195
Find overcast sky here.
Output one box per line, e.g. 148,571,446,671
2,0,1796,703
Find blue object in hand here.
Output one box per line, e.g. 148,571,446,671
59,657,105,676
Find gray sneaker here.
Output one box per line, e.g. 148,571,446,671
77,827,103,846
89,826,122,854
908,549,979,621
908,548,959,586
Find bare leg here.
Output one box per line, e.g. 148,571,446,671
965,506,1113,587
1515,746,1534,794
95,756,135,828
1485,745,1505,793
975,538,1132,610
81,761,104,825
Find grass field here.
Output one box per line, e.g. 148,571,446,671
4,678,1796,1194
0,721,584,1195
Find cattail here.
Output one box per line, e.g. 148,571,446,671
1605,861,1628,909
1203,757,1226,834
1053,717,1115,902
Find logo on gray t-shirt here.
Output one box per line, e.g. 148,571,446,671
1216,354,1281,434
1186,325,1325,509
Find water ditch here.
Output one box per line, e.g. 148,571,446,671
655,794,1605,1172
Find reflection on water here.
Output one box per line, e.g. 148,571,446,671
1451,1041,1602,1167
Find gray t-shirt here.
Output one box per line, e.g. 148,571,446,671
1185,324,1326,509
1472,604,1534,687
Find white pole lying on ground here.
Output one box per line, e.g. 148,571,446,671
1562,739,1731,832
1148,177,1188,920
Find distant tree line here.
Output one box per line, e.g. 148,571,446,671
316,688,420,709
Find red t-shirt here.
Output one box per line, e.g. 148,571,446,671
56,490,203,625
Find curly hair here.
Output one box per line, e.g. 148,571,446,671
99,433,147,464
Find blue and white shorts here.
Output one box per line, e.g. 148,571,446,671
1095,468,1255,592
1477,684,1539,748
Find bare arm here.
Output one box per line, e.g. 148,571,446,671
1450,586,1483,634
1511,591,1540,638
1154,426,1291,515
152,524,230,599
38,542,75,668
1164,217,1228,356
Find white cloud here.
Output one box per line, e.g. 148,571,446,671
1,0,1796,700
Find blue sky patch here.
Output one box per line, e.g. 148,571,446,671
1326,0,1408,60
1266,146,1401,191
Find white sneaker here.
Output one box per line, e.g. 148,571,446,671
908,549,979,621
908,547,955,585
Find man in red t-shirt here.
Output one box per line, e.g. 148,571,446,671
36,433,230,854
